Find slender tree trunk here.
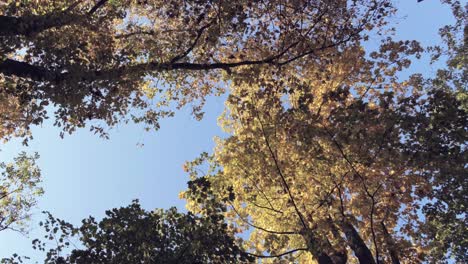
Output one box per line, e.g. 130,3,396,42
340,221,376,264
381,222,400,264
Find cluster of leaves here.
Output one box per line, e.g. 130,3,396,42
183,68,467,264
0,152,42,233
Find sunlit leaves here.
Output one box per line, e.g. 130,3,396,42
0,152,42,233
0,0,395,140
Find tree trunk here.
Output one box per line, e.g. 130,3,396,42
327,217,348,264
317,253,334,264
340,221,376,264
381,222,400,264
303,231,335,264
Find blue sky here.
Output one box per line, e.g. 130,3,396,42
0,0,457,261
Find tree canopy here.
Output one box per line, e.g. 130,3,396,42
0,1,466,263
181,1,467,263
0,0,394,141
3,201,251,264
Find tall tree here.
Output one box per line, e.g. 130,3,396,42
0,0,394,141
181,2,467,263
415,1,467,262
11,200,252,264
183,74,467,264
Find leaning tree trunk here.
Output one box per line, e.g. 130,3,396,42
340,221,376,264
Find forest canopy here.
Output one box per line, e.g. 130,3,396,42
0,0,394,140
0,0,466,263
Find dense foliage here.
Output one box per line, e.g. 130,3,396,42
0,0,466,263
0,0,393,141
181,1,467,263
4,201,251,264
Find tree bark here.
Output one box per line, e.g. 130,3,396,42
303,232,335,264
341,221,376,264
327,217,348,264
317,253,334,264
381,222,400,264
0,59,53,81
0,13,82,36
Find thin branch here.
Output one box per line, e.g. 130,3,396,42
249,199,284,216
246,248,308,258
170,21,214,63
228,202,299,235
88,0,108,15
115,30,156,39
322,126,372,197
65,1,83,12
254,109,308,231
370,196,380,264
0,187,23,201
235,163,283,214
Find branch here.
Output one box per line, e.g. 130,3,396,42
88,0,108,15
0,187,22,201
2,36,362,84
115,30,156,39
228,202,298,235
254,110,308,231
65,1,83,12
322,126,373,198
249,199,284,216
370,196,380,264
170,21,214,63
246,248,308,259
235,163,283,214
0,12,83,36
0,59,56,81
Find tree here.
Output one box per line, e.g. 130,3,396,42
414,1,467,262
0,0,394,141
183,74,467,264
0,152,43,233
21,200,252,264
181,2,467,263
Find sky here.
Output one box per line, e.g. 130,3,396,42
0,0,458,261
